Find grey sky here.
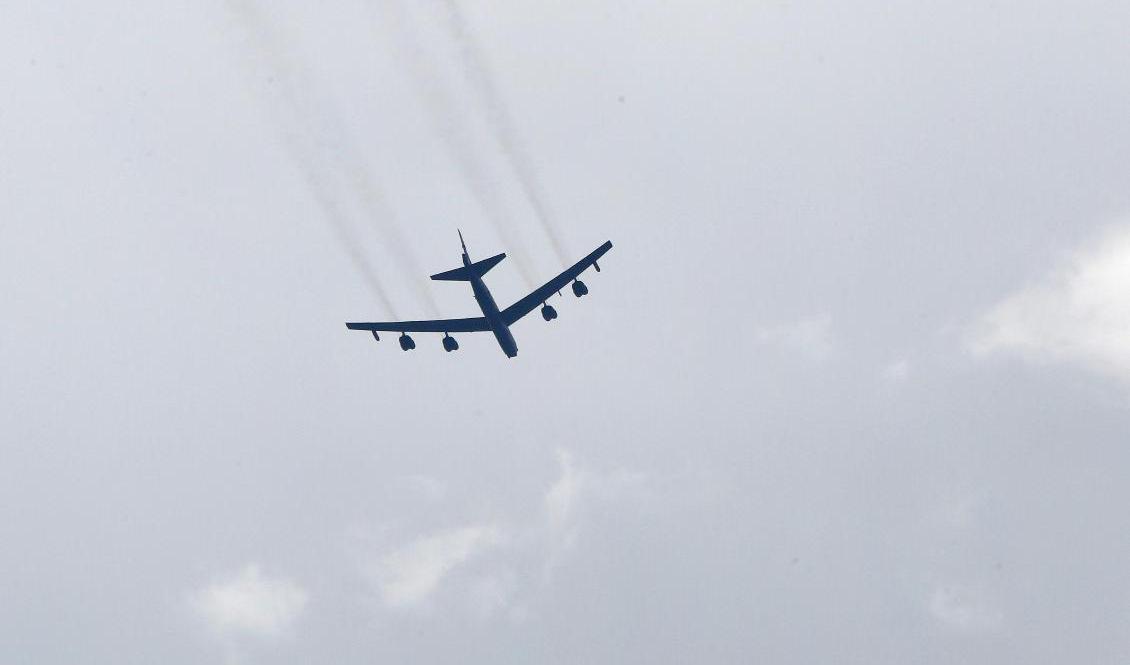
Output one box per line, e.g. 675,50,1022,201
2,1,1130,663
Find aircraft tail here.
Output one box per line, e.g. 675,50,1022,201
430,253,507,281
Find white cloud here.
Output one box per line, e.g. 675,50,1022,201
355,450,648,619
545,449,582,547
928,585,1003,633
368,525,502,609
970,225,1130,382
753,315,834,360
540,449,648,580
190,564,307,638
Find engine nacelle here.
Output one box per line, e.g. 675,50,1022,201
541,304,558,321
572,280,589,297
442,335,459,352
398,333,416,351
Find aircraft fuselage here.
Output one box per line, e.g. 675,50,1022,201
464,254,518,358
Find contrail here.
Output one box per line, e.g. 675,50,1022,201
225,0,438,316
376,0,538,287
293,157,398,314
434,0,572,268
228,0,397,315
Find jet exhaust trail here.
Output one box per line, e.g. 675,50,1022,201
226,0,439,317
434,0,572,268
377,0,539,287
296,161,398,315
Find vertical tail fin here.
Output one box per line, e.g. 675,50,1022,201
458,229,469,258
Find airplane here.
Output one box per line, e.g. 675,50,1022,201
346,231,613,358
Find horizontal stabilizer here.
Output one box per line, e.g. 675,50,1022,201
431,252,506,281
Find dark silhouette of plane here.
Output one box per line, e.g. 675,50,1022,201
346,232,613,357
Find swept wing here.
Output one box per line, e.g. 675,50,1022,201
501,241,613,325
345,317,491,334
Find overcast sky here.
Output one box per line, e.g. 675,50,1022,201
3,1,1130,663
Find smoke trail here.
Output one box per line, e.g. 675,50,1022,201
227,0,394,312
225,0,438,316
434,0,572,268
293,158,397,314
376,0,538,287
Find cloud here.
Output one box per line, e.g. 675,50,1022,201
367,525,502,609
970,224,1130,382
928,585,1003,633
544,449,582,547
753,315,834,361
355,450,647,618
189,564,307,638
543,449,647,541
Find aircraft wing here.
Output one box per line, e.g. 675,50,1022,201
345,317,491,334
502,240,613,325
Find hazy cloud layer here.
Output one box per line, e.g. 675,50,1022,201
3,1,1130,663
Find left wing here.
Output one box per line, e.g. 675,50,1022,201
502,240,613,325
345,317,490,334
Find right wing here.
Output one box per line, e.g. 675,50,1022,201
502,240,613,325
345,317,491,334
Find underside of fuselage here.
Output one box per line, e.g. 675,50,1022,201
492,324,518,357
470,274,518,358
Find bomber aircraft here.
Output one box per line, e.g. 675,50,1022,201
346,232,613,357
